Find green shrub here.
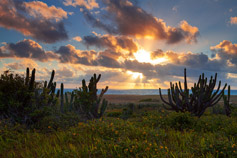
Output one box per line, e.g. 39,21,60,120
107,111,122,117
0,69,57,126
164,112,197,131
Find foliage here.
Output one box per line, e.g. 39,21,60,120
0,109,236,158
0,68,58,126
159,68,231,117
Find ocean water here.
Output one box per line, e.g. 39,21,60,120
63,89,237,95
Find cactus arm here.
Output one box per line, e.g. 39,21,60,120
29,69,35,90
159,88,172,106
25,67,30,85
69,91,74,111
60,83,64,113
47,70,55,89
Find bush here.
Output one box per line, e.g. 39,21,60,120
164,112,197,131
0,70,57,126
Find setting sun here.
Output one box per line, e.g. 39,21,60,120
134,49,168,65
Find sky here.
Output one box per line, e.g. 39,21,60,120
0,0,237,89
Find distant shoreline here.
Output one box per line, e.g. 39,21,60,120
103,94,237,105
62,89,237,95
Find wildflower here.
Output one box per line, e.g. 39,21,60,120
124,148,128,152
149,143,152,146
48,126,51,129
78,122,83,126
160,146,163,149
130,149,133,152
155,134,159,137
115,131,118,134
143,131,146,135
72,133,76,136
145,147,150,151
165,146,168,150
232,144,236,148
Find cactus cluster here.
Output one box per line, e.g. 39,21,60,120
159,68,231,117
59,83,75,113
74,74,109,119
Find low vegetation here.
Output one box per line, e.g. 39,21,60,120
0,68,236,157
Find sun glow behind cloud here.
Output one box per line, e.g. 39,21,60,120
134,49,168,65
127,71,143,80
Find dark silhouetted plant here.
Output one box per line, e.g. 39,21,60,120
0,68,58,125
73,74,108,119
159,68,231,117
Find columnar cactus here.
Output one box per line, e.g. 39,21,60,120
74,74,108,119
159,68,231,117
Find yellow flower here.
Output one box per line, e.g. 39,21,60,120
160,146,163,149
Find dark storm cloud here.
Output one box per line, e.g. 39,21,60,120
0,39,58,61
0,0,68,43
83,34,138,52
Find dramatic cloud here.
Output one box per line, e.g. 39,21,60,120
82,9,118,34
63,0,99,10
56,44,95,65
0,0,68,43
55,44,121,67
23,1,68,21
83,0,199,44
0,39,59,61
211,40,237,66
83,34,138,52
230,17,237,25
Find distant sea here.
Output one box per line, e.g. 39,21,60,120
62,89,237,95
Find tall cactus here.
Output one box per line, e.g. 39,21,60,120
74,74,108,119
223,85,231,116
60,83,64,113
159,68,230,117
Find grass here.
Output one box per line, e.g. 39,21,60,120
0,104,237,158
